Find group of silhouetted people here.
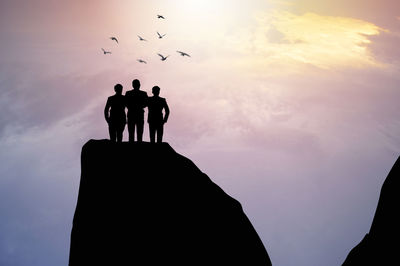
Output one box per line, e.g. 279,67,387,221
104,79,169,143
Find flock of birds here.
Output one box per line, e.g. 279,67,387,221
101,14,191,64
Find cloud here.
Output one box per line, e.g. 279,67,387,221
264,25,291,44
1,2,400,266
366,30,400,66
226,11,384,69
0,63,130,141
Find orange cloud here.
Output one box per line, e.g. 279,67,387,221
228,11,384,70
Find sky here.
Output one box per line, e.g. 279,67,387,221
0,0,399,265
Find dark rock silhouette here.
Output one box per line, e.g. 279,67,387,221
69,140,271,265
342,156,400,265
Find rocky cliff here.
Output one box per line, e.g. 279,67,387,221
343,156,400,265
69,140,271,265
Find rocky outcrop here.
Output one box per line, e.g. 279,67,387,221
69,140,271,265
343,156,400,265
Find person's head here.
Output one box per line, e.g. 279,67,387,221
132,79,140,90
152,86,160,96
114,84,123,95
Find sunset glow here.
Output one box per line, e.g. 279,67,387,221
250,11,383,68
1,0,400,266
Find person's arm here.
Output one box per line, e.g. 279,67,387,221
163,99,170,123
123,95,127,113
104,98,111,123
143,92,149,108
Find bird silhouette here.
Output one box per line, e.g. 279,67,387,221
157,53,169,61
101,48,111,54
177,51,191,57
157,32,166,39
157,15,165,19
137,35,147,41
137,59,147,64
110,37,119,44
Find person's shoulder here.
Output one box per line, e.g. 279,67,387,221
140,90,148,96
125,90,133,96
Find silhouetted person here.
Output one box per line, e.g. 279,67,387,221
147,86,169,143
125,79,148,142
104,84,126,142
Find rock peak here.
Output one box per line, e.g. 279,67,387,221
69,140,271,265
343,156,400,265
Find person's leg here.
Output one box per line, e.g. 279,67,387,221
116,123,125,142
109,123,116,142
149,123,156,143
128,120,135,142
137,120,144,142
157,123,164,143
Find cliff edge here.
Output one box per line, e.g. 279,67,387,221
343,156,400,265
69,140,271,265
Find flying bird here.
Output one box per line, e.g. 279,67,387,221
137,59,147,64
157,32,166,39
157,15,165,19
176,51,191,57
157,53,169,61
137,35,147,41
110,37,119,43
101,48,111,54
